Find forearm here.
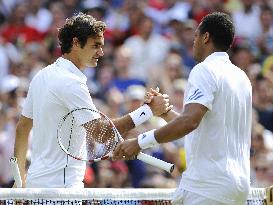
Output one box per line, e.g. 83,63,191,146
14,131,29,183
113,104,154,134
14,130,29,187
14,116,32,186
160,110,180,122
155,114,198,143
112,115,135,135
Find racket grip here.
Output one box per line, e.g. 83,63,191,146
136,152,175,173
9,157,22,188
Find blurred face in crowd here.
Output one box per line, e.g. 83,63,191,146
165,53,182,80
139,18,154,38
232,48,253,71
182,22,197,48
74,34,104,68
260,9,273,28
12,4,28,24
114,46,131,71
242,0,254,7
255,79,273,103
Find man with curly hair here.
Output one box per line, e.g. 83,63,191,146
14,13,171,188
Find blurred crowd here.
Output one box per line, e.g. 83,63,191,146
0,0,273,189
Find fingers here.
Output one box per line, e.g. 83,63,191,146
150,88,161,96
112,143,135,160
166,104,173,112
144,92,154,103
162,93,169,98
112,144,124,160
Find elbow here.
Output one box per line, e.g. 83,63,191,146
190,119,200,130
16,117,32,136
16,123,25,136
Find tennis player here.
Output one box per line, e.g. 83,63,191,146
14,13,171,188
113,12,252,205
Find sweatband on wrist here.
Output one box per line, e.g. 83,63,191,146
129,104,153,127
138,129,159,149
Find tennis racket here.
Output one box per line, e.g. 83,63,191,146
57,108,175,173
9,157,22,188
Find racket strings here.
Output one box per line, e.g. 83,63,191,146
58,109,119,161
81,117,117,160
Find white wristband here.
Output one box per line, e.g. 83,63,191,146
129,104,153,127
138,129,159,149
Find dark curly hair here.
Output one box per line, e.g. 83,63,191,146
199,12,235,51
58,13,106,54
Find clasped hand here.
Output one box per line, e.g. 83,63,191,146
113,88,172,160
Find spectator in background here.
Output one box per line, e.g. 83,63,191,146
262,55,273,85
231,40,254,72
169,78,187,113
43,1,67,60
232,0,261,40
109,46,145,93
1,3,44,45
91,61,115,101
167,18,197,70
0,37,10,82
256,5,273,60
253,74,273,132
124,15,170,82
149,52,186,94
25,0,53,33
250,123,273,187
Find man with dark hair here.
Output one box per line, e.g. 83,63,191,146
14,13,171,188
114,12,252,205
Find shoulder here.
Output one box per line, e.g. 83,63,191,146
234,64,252,88
190,62,215,80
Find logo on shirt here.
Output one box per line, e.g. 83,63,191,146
142,134,146,139
139,112,146,117
188,89,204,101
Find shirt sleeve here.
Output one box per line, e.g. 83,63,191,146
22,83,33,119
184,64,217,110
60,81,100,125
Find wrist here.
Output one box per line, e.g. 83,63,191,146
137,129,159,149
129,104,153,127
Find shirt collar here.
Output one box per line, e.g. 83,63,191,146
55,57,87,83
204,52,230,62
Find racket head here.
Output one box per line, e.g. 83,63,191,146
57,108,121,163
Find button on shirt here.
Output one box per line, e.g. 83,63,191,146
178,52,252,205
22,57,98,187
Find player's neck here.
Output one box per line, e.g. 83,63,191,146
201,47,223,62
62,53,83,71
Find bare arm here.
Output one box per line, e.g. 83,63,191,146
155,103,208,143
159,110,180,122
112,94,172,134
14,115,33,187
112,115,135,135
112,103,208,159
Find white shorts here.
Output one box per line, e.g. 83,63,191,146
172,189,229,205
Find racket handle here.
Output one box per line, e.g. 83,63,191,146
9,157,22,188
136,152,175,173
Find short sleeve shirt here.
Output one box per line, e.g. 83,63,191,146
22,57,99,187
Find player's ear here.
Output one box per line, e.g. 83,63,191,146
203,32,210,44
72,37,80,48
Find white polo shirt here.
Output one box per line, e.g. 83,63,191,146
178,52,252,205
22,57,98,188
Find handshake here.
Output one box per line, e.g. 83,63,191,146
112,87,173,161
